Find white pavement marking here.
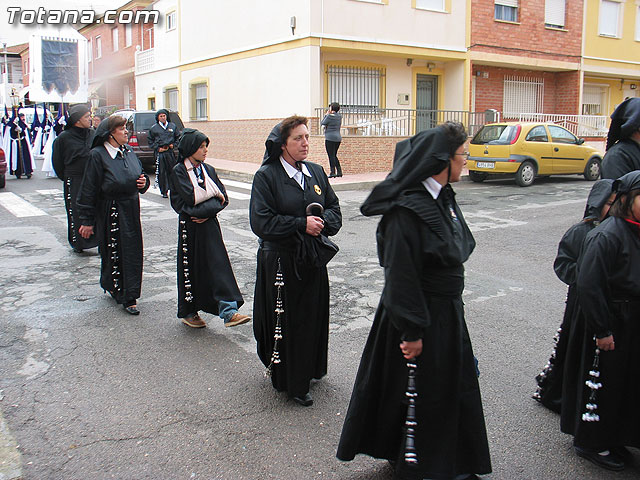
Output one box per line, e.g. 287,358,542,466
0,192,48,217
220,179,252,190
139,197,163,208
226,190,251,200
515,198,585,210
147,186,163,196
36,189,62,195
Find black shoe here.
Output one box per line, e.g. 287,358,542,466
162,193,168,198
575,446,625,471
292,392,313,406
124,305,140,315
611,446,632,460
336,173,343,177
26,174,32,179
328,173,336,178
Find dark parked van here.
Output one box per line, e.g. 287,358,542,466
112,109,184,173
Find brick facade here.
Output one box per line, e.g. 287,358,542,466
80,1,153,110
470,0,583,62
470,0,584,117
185,118,404,174
473,66,580,116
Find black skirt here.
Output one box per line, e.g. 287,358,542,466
337,296,492,480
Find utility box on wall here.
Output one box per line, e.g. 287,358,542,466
397,93,410,105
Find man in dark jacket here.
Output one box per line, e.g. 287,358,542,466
148,108,180,197
601,97,640,179
52,104,97,253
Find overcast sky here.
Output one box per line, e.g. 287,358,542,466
1,1,117,47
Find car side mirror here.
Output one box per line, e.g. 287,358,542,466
577,138,585,145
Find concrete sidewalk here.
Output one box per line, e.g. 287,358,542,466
207,157,470,191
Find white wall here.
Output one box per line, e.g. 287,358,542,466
181,47,316,120
312,0,466,51
135,68,180,111
179,0,312,63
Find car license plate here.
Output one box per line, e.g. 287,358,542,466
476,162,495,169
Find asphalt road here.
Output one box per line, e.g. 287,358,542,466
0,166,638,480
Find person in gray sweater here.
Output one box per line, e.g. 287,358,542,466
321,102,343,177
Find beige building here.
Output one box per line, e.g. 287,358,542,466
135,0,470,173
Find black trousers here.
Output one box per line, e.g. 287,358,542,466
325,140,342,175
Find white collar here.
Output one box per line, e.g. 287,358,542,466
104,141,122,159
280,156,312,178
422,177,443,200
159,121,168,130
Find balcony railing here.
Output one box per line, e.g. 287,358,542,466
313,107,497,137
514,113,608,137
135,48,155,74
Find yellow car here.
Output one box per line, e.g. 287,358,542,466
467,122,603,187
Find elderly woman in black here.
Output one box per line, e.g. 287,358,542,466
168,129,248,329
77,116,150,315
561,171,640,472
337,122,491,480
250,115,342,407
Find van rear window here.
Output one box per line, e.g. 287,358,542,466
471,125,519,145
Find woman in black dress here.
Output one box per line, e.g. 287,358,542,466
168,128,248,329
337,122,491,480
534,179,614,412
561,171,640,472
250,115,342,407
77,116,150,315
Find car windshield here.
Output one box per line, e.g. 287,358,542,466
134,113,156,131
471,125,520,145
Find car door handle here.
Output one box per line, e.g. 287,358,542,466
554,147,559,152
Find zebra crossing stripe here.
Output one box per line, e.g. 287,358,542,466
221,179,252,190
0,192,48,217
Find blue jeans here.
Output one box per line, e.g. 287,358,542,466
219,300,238,322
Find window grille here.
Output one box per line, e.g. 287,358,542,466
503,76,544,117
582,85,607,115
545,0,565,28
327,66,384,110
495,0,518,22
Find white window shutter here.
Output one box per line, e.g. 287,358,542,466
495,0,518,7
545,0,565,27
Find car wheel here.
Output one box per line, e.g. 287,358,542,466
515,161,536,187
469,171,488,183
583,158,601,181
0,174,4,189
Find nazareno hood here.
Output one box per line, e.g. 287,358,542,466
583,179,614,220
613,170,640,196
91,118,112,148
262,122,283,165
360,126,452,217
606,97,640,151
